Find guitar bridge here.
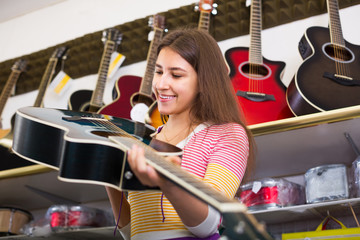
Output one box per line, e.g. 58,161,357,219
323,72,360,86
236,90,275,102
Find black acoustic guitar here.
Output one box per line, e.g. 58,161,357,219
287,0,360,116
11,106,273,240
68,28,122,113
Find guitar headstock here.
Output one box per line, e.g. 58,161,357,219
195,0,218,15
50,46,68,60
11,59,27,72
148,14,166,30
102,28,123,46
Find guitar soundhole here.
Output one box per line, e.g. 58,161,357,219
92,130,127,138
239,62,271,80
131,93,154,107
322,43,354,63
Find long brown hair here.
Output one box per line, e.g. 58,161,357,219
157,28,255,182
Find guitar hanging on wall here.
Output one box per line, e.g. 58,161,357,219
0,47,67,149
146,2,217,128
99,15,165,123
34,46,68,108
224,0,293,125
0,59,27,139
68,28,122,113
286,0,360,116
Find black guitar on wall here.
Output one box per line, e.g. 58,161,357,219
68,28,122,113
286,0,360,116
11,106,273,240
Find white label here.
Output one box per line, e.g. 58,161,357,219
130,103,149,123
252,181,262,194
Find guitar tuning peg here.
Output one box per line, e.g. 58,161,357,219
148,16,154,27
211,3,218,15
194,4,200,12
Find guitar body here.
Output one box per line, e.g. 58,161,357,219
225,47,293,125
287,26,360,116
12,107,180,190
68,90,93,112
146,101,168,128
99,75,142,118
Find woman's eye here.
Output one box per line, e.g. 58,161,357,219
155,70,163,75
172,74,181,78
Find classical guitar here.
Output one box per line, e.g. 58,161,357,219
287,0,360,116
146,2,216,128
224,0,293,125
11,106,273,240
0,59,27,139
68,28,122,113
99,15,165,123
34,46,68,108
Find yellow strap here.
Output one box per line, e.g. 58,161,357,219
316,215,347,231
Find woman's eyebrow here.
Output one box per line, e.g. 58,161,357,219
155,63,186,72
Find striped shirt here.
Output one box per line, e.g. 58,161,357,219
127,122,249,240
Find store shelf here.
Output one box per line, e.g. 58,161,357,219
0,226,122,240
248,105,360,180
250,197,360,225
0,170,109,211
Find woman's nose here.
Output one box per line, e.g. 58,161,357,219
155,73,169,90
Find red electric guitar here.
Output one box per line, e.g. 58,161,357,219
286,0,360,116
146,1,217,128
99,15,165,121
224,0,293,125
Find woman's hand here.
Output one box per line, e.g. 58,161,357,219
127,144,182,188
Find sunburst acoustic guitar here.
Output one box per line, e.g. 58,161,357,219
286,0,360,116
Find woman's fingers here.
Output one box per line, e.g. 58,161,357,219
127,144,161,187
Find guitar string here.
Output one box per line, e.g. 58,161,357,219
80,116,241,210
330,0,349,80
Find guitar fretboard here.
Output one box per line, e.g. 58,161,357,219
140,27,164,97
327,0,345,46
34,58,58,107
249,0,263,65
90,40,117,108
0,71,21,115
198,11,211,31
109,135,246,214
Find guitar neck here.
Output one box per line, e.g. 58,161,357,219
249,0,263,65
0,70,21,115
33,58,58,107
90,40,117,109
198,11,211,32
327,0,345,46
139,27,164,97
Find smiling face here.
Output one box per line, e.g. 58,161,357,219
152,47,198,118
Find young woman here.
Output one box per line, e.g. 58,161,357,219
106,28,254,240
